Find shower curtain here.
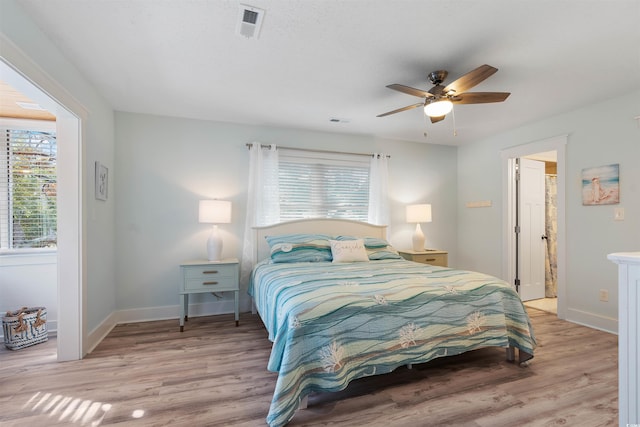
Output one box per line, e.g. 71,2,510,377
545,175,558,297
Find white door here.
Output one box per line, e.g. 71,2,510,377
518,158,546,301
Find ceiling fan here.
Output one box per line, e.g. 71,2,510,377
377,64,510,123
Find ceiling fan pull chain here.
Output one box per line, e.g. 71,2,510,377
452,106,458,137
423,113,430,136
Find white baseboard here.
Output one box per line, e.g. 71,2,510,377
566,308,618,334
116,304,178,324
117,299,241,323
85,299,253,355
86,311,118,355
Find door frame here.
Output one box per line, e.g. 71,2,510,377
1,36,86,360
501,135,567,319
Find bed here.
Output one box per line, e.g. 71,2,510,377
249,219,536,427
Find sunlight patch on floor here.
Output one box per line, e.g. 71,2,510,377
22,391,145,425
524,297,557,314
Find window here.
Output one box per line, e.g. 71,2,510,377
278,150,370,222
1,125,57,250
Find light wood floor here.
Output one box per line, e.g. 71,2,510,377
0,308,617,427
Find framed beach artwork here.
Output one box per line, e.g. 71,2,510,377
582,164,619,205
95,161,108,201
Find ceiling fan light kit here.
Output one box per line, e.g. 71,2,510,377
378,64,510,123
424,99,453,117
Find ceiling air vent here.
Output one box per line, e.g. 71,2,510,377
237,4,265,39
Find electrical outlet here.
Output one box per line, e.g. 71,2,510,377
599,289,609,302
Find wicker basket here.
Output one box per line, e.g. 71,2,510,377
2,307,48,350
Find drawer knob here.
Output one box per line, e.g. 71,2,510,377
203,270,219,274
425,258,436,262
203,281,219,285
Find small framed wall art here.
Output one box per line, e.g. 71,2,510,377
581,163,619,205
95,161,108,201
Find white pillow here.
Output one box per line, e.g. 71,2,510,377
330,239,369,263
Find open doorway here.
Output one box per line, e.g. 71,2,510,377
1,53,83,360
521,152,558,314
501,135,567,319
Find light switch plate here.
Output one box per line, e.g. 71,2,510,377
614,208,625,221
465,200,492,208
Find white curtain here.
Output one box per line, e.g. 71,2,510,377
240,143,279,286
367,153,389,226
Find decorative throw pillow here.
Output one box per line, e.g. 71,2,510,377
333,235,402,260
266,233,332,263
334,235,390,248
329,239,369,263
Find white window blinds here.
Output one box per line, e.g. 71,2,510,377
0,128,57,250
278,149,370,222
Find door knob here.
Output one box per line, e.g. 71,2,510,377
541,235,548,240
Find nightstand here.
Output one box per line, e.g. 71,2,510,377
398,249,448,267
179,258,239,331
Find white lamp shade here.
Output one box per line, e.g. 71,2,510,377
406,204,432,223
199,200,231,224
424,99,453,117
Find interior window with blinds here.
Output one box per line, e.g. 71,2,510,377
278,149,370,221
0,127,57,251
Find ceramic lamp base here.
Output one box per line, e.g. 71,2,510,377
412,223,425,251
207,225,223,261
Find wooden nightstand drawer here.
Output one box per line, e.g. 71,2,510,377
183,264,235,278
184,275,237,292
184,277,238,292
411,253,447,267
182,263,238,292
398,250,448,267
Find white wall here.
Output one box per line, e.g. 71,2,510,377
457,90,640,332
0,253,57,332
114,112,458,318
1,0,117,352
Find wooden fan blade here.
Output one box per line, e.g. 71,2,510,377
443,64,498,95
386,84,434,99
430,115,446,123
377,103,423,117
451,92,510,104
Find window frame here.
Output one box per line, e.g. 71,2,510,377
0,118,57,255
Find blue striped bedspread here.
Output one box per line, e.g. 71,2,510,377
249,259,536,427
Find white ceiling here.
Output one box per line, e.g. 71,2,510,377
15,0,640,145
